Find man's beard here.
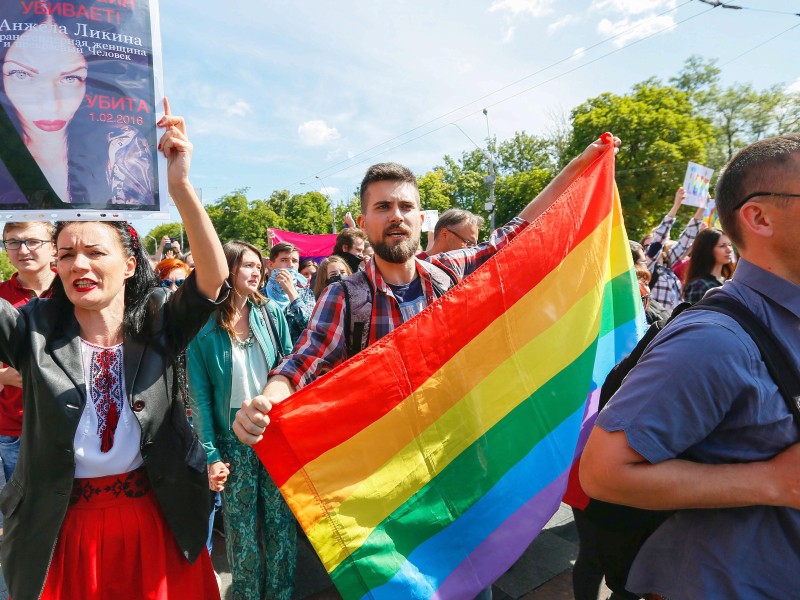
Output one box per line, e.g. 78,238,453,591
372,234,419,263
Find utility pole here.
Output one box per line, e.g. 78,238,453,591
483,109,497,231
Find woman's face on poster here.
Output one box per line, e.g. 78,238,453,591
2,26,87,136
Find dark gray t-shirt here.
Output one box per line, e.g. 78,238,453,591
596,258,800,599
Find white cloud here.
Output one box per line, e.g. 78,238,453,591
502,26,516,43
225,100,252,118
571,47,586,60
298,120,341,146
547,14,576,34
591,0,676,17
489,0,554,17
320,186,340,196
787,77,800,93
597,14,675,47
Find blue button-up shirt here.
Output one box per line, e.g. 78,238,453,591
597,258,800,599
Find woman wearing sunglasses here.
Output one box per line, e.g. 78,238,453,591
156,257,190,292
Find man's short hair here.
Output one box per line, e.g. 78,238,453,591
269,241,299,262
333,228,368,255
3,221,56,240
716,134,800,248
359,162,418,212
432,209,485,240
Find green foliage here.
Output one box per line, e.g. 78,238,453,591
417,168,454,213
673,56,800,165
494,169,552,226
567,80,715,239
0,252,15,281
284,192,334,234
429,131,556,237
334,195,362,230
142,223,184,256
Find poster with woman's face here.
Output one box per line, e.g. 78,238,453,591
0,0,167,221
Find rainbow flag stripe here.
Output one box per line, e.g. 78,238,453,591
255,147,643,599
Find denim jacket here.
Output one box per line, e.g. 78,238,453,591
187,299,292,464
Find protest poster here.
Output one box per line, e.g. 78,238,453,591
0,0,168,221
681,162,714,207
421,209,438,232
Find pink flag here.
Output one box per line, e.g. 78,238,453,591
271,229,337,261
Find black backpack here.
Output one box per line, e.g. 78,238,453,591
340,262,456,358
582,293,800,578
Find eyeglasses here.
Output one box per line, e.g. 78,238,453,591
733,192,800,210
2,238,51,251
160,279,185,288
445,228,477,247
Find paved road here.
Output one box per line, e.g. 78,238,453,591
211,502,610,600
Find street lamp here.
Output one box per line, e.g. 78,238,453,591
450,118,496,230
483,109,497,232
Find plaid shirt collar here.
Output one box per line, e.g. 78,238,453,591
364,256,439,305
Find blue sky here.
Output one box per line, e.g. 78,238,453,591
145,0,800,230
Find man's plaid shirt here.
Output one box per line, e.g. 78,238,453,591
271,217,528,390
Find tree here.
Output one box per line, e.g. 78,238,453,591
285,192,334,234
142,223,184,256
497,131,552,174
567,80,715,239
417,168,454,213
0,252,15,281
494,169,552,226
334,195,362,230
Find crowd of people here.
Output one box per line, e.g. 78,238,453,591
0,108,798,600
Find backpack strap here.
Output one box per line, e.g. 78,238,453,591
341,272,373,359
598,301,691,411
690,296,800,425
258,301,285,369
420,261,457,298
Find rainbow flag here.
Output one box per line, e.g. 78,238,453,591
255,146,643,599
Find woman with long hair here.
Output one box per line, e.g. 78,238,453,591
313,255,352,299
682,227,736,304
0,105,227,599
187,240,296,600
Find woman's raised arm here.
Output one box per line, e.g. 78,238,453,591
157,98,227,299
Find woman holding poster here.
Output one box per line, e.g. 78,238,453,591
0,1,157,209
0,104,225,600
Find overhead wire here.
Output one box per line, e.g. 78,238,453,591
282,0,797,194
288,3,717,186
283,0,696,191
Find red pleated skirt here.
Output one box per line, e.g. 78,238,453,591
36,469,220,600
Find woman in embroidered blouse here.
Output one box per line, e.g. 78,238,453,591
0,102,227,600
187,240,296,600
682,227,736,304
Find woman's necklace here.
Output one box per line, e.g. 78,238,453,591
234,328,255,349
233,304,254,348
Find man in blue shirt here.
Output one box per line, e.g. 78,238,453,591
580,134,800,599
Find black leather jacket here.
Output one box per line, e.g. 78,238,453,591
0,274,226,600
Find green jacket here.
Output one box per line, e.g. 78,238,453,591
187,299,292,464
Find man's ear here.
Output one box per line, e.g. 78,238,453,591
357,214,365,229
739,202,775,241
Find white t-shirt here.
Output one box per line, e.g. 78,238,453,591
74,339,143,478
229,335,271,411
